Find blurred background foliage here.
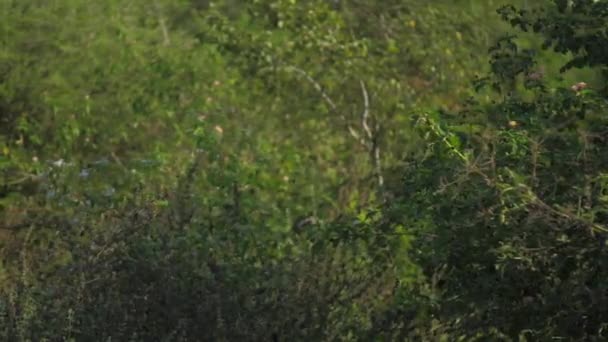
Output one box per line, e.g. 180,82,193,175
1,0,607,340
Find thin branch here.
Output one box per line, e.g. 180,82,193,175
284,67,384,191
347,126,365,145
159,18,170,46
373,142,384,188
284,66,337,112
110,151,126,169
284,66,366,145
530,138,541,185
529,190,608,234
360,80,384,189
360,80,372,140
153,1,170,46
0,222,32,231
482,165,608,235
4,173,42,186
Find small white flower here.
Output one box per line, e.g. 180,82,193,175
52,159,66,167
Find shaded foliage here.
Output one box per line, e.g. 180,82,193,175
389,0,608,339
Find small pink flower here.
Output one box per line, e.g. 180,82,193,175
571,82,588,92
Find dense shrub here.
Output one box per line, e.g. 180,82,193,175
390,0,608,339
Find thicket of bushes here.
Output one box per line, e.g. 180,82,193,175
2,0,607,340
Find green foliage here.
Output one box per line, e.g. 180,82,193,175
3,0,607,340
390,0,608,339
499,0,608,72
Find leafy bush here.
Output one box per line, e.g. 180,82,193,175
391,0,608,339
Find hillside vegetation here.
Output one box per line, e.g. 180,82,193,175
1,0,608,340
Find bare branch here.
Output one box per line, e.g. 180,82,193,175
283,67,384,191
373,142,384,188
347,125,367,146
284,66,367,145
360,80,372,140
284,66,337,112
527,187,608,234
359,80,384,190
